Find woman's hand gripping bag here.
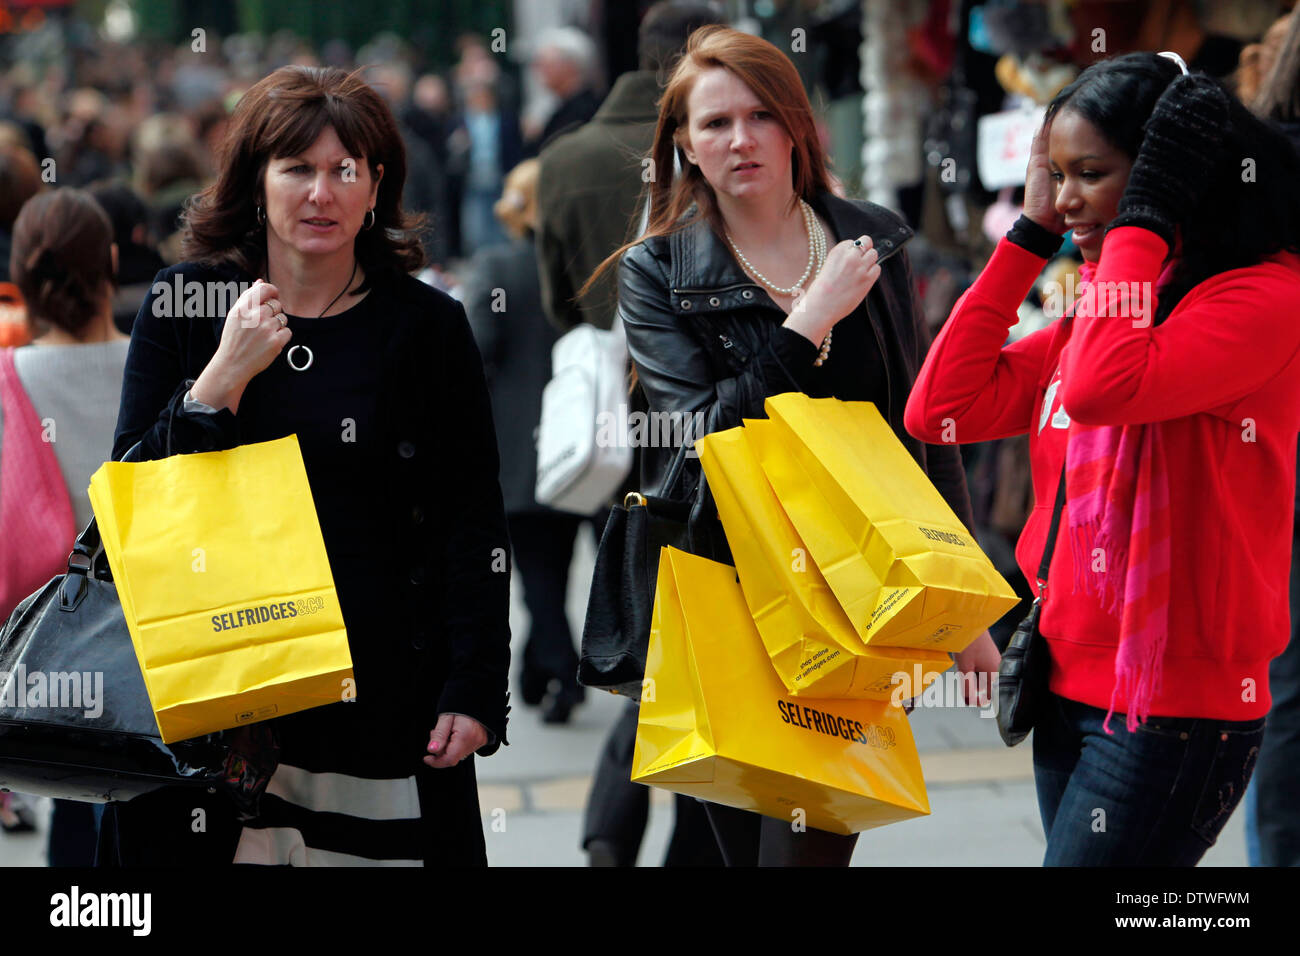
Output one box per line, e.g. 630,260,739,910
88,435,354,743
696,423,950,698
631,546,930,835
758,393,1019,653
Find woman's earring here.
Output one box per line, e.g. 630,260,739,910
363,208,376,231
256,204,266,226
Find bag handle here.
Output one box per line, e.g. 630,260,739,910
59,440,144,611
1035,463,1069,602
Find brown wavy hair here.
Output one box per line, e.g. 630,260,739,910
580,24,832,300
181,65,425,279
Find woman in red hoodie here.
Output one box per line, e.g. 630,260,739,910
905,52,1300,866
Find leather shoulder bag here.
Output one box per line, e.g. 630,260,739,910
577,432,706,700
0,440,277,813
996,464,1067,747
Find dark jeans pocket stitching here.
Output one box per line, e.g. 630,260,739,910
1189,725,1265,846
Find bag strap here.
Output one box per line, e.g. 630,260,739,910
1036,463,1068,601
60,440,145,608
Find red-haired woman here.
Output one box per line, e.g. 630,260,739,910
586,25,993,866
101,66,511,866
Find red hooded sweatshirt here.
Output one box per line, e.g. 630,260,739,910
905,225,1300,721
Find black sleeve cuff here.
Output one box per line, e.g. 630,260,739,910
1006,214,1066,259
768,325,821,393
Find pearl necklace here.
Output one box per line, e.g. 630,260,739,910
727,198,821,295
726,198,833,366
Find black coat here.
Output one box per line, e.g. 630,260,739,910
535,70,661,333
463,234,560,514
111,262,513,762
618,191,975,559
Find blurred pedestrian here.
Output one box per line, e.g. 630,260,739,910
463,159,586,724
0,141,42,348
1237,8,1300,868
88,182,167,336
131,114,206,261
538,3,721,333
528,27,603,153
452,78,523,257
2,189,131,860
365,63,449,266
538,0,726,868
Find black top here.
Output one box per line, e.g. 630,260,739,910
111,262,513,780
801,300,890,409
240,293,392,606
234,293,418,772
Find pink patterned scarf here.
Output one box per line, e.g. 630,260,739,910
1063,261,1173,733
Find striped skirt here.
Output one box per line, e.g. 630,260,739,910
233,763,425,866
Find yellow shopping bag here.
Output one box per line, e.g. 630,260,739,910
631,546,930,834
759,393,1019,652
88,436,353,743
697,423,951,699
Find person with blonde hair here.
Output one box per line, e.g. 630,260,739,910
464,158,587,724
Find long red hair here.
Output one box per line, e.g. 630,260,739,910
580,24,832,301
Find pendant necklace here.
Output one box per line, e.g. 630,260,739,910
286,258,359,372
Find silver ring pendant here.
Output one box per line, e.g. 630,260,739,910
287,345,314,372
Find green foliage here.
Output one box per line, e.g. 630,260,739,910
124,0,511,68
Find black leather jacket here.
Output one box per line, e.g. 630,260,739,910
618,190,974,560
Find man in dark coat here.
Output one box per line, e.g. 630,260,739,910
534,1,725,869
528,27,604,155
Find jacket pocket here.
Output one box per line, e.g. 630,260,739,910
714,332,753,373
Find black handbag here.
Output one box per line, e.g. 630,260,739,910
577,438,705,700
0,442,278,812
996,465,1068,747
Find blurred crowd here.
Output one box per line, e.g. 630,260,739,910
3,0,1300,866
0,17,618,337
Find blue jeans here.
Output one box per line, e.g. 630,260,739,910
1032,692,1264,866
1244,527,1300,865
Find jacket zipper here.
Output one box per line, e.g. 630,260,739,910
671,281,757,295
717,333,751,363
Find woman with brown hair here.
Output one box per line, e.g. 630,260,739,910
585,25,990,866
100,66,512,866
1,189,128,854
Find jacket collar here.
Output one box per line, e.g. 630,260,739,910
666,191,913,307
591,71,661,125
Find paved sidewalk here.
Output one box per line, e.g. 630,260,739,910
0,530,1249,867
